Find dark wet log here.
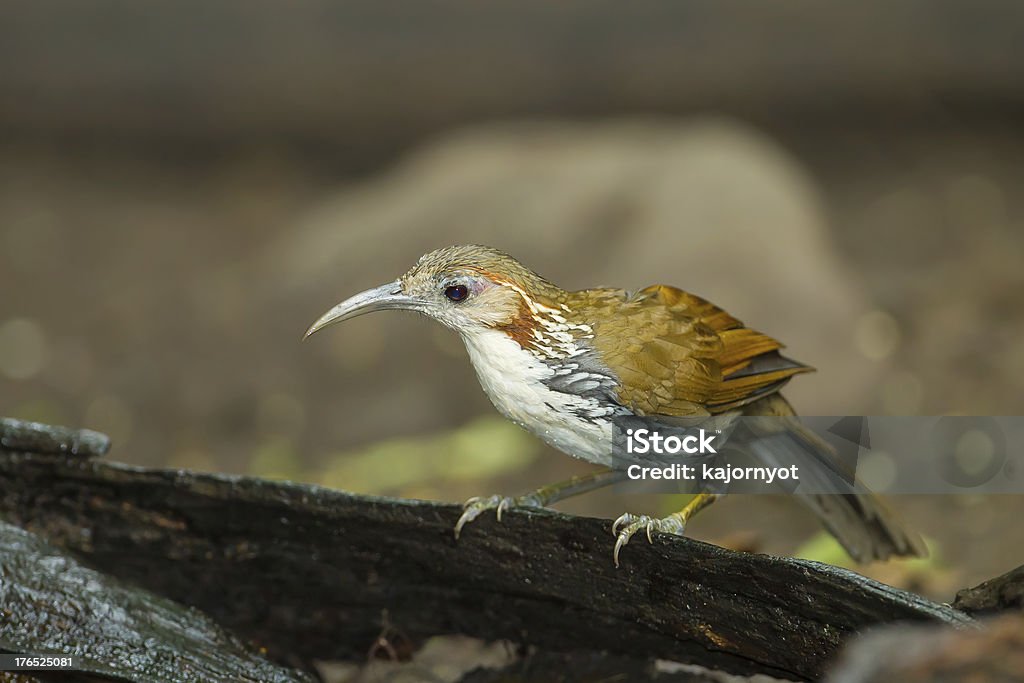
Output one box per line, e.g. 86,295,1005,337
0,432,970,682
953,564,1024,615
0,521,312,683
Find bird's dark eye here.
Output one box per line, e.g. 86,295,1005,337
444,284,469,302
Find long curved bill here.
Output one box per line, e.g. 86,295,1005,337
303,279,417,338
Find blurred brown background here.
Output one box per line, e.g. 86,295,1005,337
1,1,1023,598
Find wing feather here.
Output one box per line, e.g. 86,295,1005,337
582,284,812,416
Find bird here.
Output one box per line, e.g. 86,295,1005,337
305,244,924,566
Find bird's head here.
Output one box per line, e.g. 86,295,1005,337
304,245,562,340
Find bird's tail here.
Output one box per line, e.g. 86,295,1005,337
740,395,926,562
800,490,926,562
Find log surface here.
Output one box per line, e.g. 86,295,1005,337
0,521,312,683
0,428,971,682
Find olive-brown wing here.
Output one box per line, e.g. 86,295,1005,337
586,285,812,416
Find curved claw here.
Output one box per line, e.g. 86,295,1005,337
611,513,687,567
453,503,482,540
613,532,629,567
454,493,546,539
454,495,496,538
611,512,636,536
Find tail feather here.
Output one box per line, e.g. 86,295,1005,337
741,394,926,562
803,492,926,562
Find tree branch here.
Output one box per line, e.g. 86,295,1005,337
954,564,1024,615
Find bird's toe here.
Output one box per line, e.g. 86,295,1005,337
454,494,502,539
611,513,687,567
454,493,546,538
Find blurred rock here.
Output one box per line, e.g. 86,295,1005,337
826,614,1024,683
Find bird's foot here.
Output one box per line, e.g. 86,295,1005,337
453,492,544,539
611,512,686,567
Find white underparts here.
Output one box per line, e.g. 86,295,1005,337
461,328,616,466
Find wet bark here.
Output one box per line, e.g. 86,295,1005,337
0,521,313,683
0,420,972,682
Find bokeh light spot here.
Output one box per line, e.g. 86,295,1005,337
859,450,897,492
954,429,996,478
854,310,901,361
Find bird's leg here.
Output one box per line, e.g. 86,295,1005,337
612,492,721,567
454,468,627,539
